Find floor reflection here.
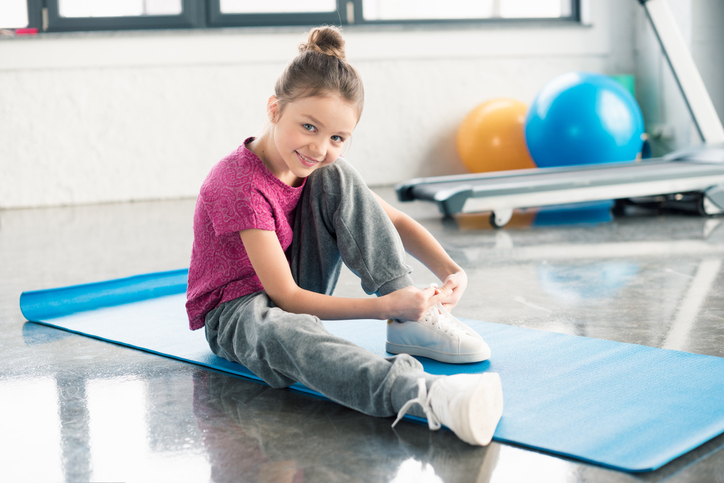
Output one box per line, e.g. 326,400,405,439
536,261,640,303
449,202,615,232
0,378,63,482
661,258,722,351
192,370,501,483
491,446,575,483
57,371,92,483
84,377,209,482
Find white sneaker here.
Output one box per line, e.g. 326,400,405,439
386,301,491,363
392,373,504,446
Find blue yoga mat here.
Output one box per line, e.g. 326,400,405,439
20,269,724,473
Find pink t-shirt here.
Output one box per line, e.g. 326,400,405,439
186,138,305,330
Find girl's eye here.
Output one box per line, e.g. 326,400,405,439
331,135,344,143
303,124,316,132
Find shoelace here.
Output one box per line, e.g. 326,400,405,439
424,283,469,336
422,302,467,337
391,379,442,430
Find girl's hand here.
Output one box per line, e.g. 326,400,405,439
382,286,440,322
438,270,468,311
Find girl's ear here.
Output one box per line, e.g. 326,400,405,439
267,96,280,123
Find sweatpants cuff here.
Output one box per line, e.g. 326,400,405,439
390,366,440,418
375,273,414,297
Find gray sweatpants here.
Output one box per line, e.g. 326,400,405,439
204,158,438,418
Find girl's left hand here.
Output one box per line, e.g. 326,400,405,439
438,270,468,311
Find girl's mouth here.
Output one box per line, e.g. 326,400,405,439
296,151,319,168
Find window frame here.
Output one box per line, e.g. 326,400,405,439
24,0,581,33
21,0,43,30
41,0,203,32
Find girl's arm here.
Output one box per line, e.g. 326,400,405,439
240,229,440,320
372,192,467,310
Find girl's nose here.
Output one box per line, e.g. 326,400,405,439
309,141,325,158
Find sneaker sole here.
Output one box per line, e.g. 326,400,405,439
466,373,504,446
386,341,491,364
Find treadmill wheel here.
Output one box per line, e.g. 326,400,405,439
490,209,513,228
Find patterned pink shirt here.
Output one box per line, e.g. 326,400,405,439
186,138,305,330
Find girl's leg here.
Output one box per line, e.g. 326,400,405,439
205,291,434,418
288,158,413,298
291,159,491,366
286,158,446,415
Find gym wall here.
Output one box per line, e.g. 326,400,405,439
0,0,720,209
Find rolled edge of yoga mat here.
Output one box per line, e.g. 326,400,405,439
19,268,189,321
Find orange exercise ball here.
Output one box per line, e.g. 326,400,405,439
456,98,536,173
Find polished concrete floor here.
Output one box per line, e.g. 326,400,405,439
2,188,724,483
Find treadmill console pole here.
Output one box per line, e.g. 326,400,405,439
639,0,724,144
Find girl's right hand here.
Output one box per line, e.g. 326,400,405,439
381,286,439,322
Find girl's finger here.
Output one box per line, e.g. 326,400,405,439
428,292,446,307
421,286,437,300
439,281,455,294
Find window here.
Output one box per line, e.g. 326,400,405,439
0,0,30,29
362,0,573,22
1,0,579,33
207,0,344,28
219,0,337,15
59,0,183,18
46,0,200,31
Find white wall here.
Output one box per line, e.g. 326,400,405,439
2,0,717,209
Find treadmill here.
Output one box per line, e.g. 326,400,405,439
395,0,724,227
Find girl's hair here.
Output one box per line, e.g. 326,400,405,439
274,26,364,119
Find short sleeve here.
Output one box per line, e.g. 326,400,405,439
199,158,276,236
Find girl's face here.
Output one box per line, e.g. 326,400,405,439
266,95,358,186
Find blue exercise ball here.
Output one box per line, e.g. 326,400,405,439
525,72,645,168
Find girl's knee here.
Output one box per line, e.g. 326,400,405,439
309,158,363,195
328,157,357,178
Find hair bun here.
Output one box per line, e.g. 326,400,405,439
299,26,346,61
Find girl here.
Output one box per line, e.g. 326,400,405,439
186,26,503,446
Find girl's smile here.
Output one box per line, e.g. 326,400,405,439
296,151,322,167
251,95,359,187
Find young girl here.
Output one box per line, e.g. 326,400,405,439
186,26,503,446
